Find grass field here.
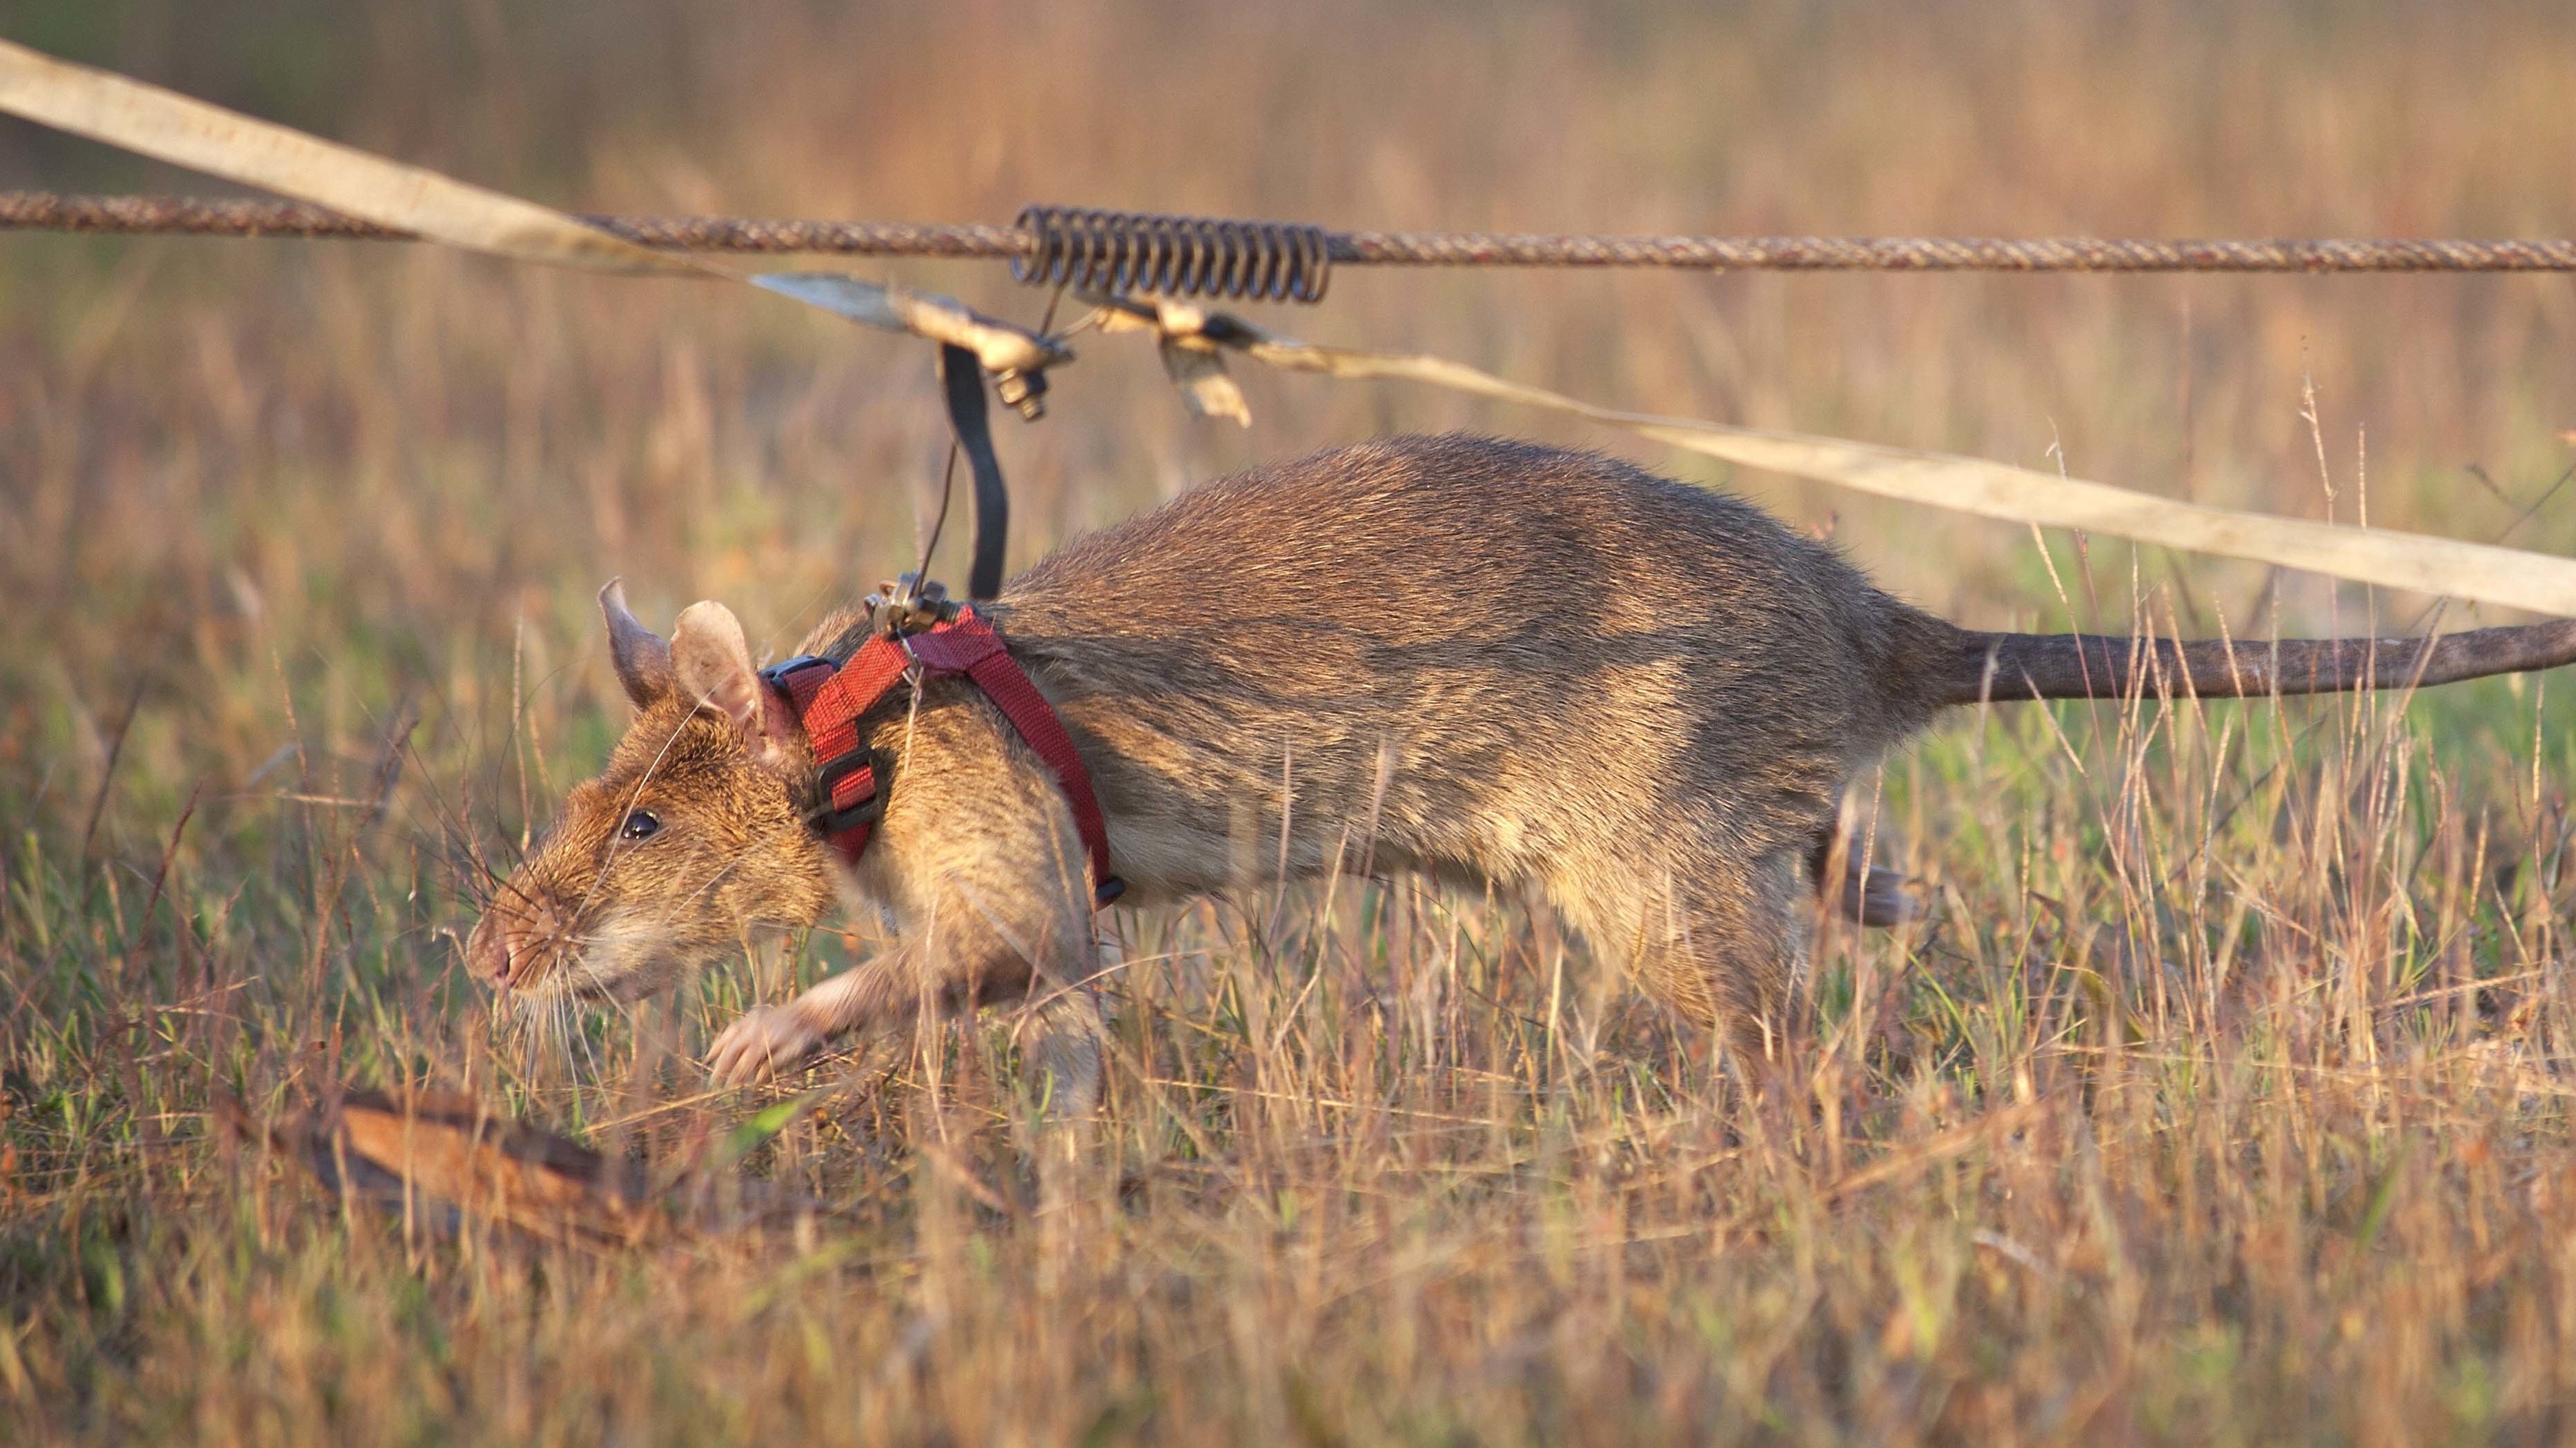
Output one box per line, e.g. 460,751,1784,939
10,1,2576,1440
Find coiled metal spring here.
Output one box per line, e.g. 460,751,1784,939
1013,205,1333,304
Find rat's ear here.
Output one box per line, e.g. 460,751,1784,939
669,600,767,739
600,579,674,708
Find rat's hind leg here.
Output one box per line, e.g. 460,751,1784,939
1013,986,1105,1118
1548,844,1806,1062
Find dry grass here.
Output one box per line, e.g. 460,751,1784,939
9,1,2576,1441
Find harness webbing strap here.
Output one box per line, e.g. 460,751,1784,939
766,633,910,862
905,611,1118,898
760,606,1120,905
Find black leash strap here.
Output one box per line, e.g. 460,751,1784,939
936,343,1012,601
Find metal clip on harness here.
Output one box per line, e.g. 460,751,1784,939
863,573,963,638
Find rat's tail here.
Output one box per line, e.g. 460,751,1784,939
1934,619,2576,706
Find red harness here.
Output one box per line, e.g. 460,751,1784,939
759,606,1123,906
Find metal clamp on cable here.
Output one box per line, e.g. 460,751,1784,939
1014,204,1333,304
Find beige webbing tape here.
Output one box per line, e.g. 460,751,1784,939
0,39,687,275
1115,300,2576,619
0,39,1061,366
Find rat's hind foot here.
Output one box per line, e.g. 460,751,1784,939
1808,829,1921,928
1016,990,1105,1118
1838,860,1921,927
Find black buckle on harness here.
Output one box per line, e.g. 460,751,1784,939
758,655,890,837
812,748,889,835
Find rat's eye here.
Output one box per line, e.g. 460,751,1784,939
619,809,662,842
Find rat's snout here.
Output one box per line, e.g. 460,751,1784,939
466,892,567,991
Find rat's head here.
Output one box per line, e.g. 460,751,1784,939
465,582,838,1004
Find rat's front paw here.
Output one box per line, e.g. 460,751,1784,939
708,1004,826,1086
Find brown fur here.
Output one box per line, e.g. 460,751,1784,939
465,435,2576,1104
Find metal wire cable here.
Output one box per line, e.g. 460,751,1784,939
1333,230,2576,272
0,192,1032,257
8,190,2576,275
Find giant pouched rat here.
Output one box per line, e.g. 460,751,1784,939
465,433,2576,1108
